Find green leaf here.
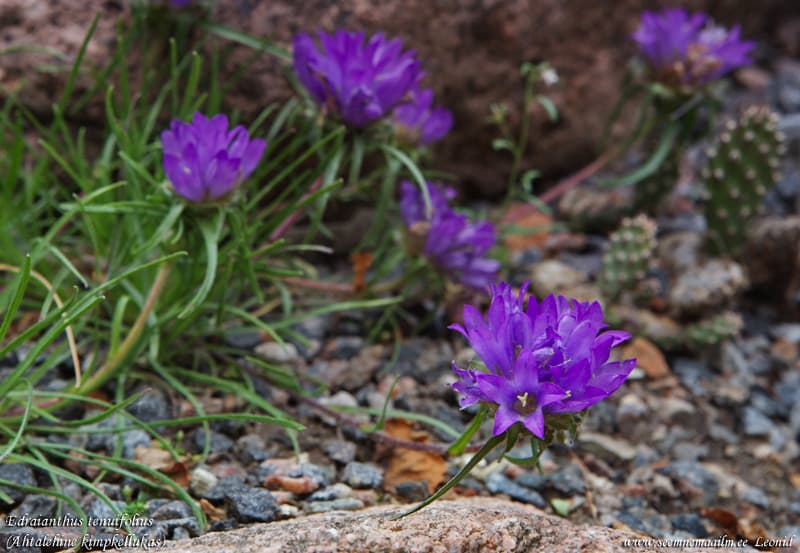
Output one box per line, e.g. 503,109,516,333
448,407,487,456
536,95,558,122
179,210,224,318
0,254,31,343
492,138,514,152
601,123,679,188
550,498,570,517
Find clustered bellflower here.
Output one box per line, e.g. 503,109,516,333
399,181,499,290
450,282,636,439
161,113,266,203
393,88,453,145
632,8,755,89
293,30,422,128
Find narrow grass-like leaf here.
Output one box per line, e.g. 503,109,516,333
0,254,31,343
179,211,223,318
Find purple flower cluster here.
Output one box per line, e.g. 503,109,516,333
393,88,453,145
161,113,266,203
400,181,499,290
450,282,636,438
293,30,423,128
633,8,755,89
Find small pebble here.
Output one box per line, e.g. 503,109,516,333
671,513,709,538
394,481,429,502
305,497,364,513
742,406,772,437
225,487,279,523
741,487,770,509
190,467,219,497
548,465,585,496
515,472,547,491
341,462,384,489
308,483,353,502
255,342,300,364
323,439,357,465
486,473,547,508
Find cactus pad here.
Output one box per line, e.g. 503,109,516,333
600,215,657,301
702,105,785,256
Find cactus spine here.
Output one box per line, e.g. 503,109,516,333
702,106,785,256
601,215,657,301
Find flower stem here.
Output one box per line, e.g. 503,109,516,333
393,432,506,519
77,262,171,396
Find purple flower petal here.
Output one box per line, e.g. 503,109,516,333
450,281,636,438
160,112,266,203
292,30,423,128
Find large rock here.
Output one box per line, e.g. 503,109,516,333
120,497,720,552
1,0,794,195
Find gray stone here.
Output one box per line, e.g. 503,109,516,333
151,500,193,520
529,260,587,298
193,429,234,454
305,498,365,513
9,494,57,520
577,432,637,462
202,476,247,503
485,473,547,508
742,406,772,437
669,259,747,318
740,487,770,509
341,462,383,489
254,342,300,365
322,439,357,465
749,390,788,419
671,513,708,537
224,329,263,349
290,463,335,488
658,462,719,503
127,388,171,423
308,483,353,502
323,336,364,360
0,463,37,504
515,471,547,491
121,429,151,459
672,358,714,396
235,434,269,464
189,466,218,497
660,397,697,426
771,323,800,342
85,498,127,528
225,488,279,523
547,465,585,496
616,393,647,425
394,481,429,502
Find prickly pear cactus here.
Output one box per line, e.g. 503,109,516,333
702,106,785,256
683,311,743,349
633,148,680,213
600,215,657,301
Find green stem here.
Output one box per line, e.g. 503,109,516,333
393,432,506,519
77,262,171,395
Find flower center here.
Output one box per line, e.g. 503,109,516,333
515,392,537,416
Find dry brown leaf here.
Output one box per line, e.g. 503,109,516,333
352,251,373,293
382,419,447,495
701,507,740,539
135,445,190,488
199,498,226,521
501,203,552,251
621,337,670,379
790,473,800,490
